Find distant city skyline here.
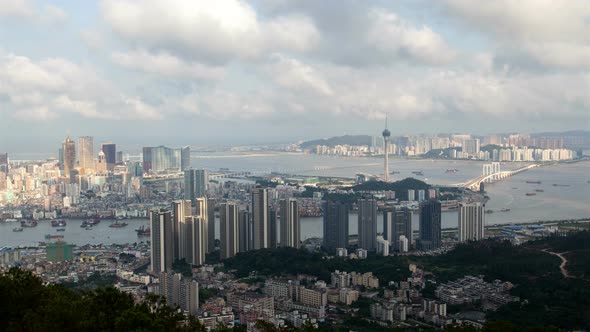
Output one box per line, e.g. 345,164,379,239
0,1,588,152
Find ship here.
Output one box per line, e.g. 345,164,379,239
56,228,66,232
87,218,101,226
485,209,494,214
500,208,511,212
109,221,128,228
51,219,67,227
80,221,89,227
85,225,93,230
411,171,424,176
5,218,18,223
535,189,544,192
525,193,536,196
21,220,38,227
12,227,23,232
45,234,64,239
445,169,459,173
526,181,542,184
135,225,151,236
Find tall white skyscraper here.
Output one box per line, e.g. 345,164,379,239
189,216,206,266
251,187,269,249
150,209,173,273
195,197,209,254
458,202,485,242
172,200,192,261
78,136,94,173
280,198,300,248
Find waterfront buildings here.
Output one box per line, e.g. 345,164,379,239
184,169,208,202
78,136,94,174
251,187,269,250
462,139,480,156
358,198,377,251
384,206,412,252
458,202,485,242
150,209,173,273
280,198,300,248
419,200,442,250
220,202,239,259
322,200,349,252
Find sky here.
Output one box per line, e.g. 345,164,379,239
0,0,589,153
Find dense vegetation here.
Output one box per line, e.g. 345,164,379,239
0,268,207,332
223,247,411,284
300,135,372,149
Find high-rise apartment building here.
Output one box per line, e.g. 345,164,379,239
172,200,192,261
195,197,209,254
269,208,278,248
358,198,377,251
418,200,442,250
184,169,208,202
101,142,116,171
62,136,76,183
280,198,300,248
150,209,174,273
323,200,349,252
458,202,485,242
220,202,239,259
383,206,412,252
78,136,94,173
251,187,269,249
189,216,206,266
0,153,8,173
181,146,191,171
207,198,216,253
96,150,107,174
159,272,199,315
463,139,481,156
238,209,252,252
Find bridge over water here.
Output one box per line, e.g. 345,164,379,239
451,164,539,190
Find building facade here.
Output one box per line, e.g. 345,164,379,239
322,200,349,252
358,198,377,251
280,198,300,248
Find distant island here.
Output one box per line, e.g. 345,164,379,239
300,135,372,149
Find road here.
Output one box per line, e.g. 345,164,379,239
542,249,572,278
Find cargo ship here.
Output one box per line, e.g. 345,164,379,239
526,181,541,184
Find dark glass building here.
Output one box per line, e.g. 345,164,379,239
418,200,442,250
322,200,349,253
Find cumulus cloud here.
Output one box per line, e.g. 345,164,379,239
0,0,67,24
111,50,226,80
443,0,590,69
0,53,162,120
367,9,456,65
100,0,320,63
267,54,333,96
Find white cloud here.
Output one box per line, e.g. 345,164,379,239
0,1,67,24
0,53,162,121
443,0,590,69
111,50,226,80
367,8,456,65
79,29,105,50
267,54,333,96
100,0,320,62
0,0,34,19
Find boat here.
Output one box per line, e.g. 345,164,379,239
5,218,18,223
485,209,494,214
526,181,541,184
87,218,101,226
511,187,518,190
85,225,93,230
445,169,459,173
109,221,128,228
51,219,67,227
21,220,38,227
500,208,511,212
535,189,544,192
56,228,66,232
526,193,537,196
80,221,89,227
135,225,151,236
552,184,570,187
45,234,64,239
12,227,23,232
